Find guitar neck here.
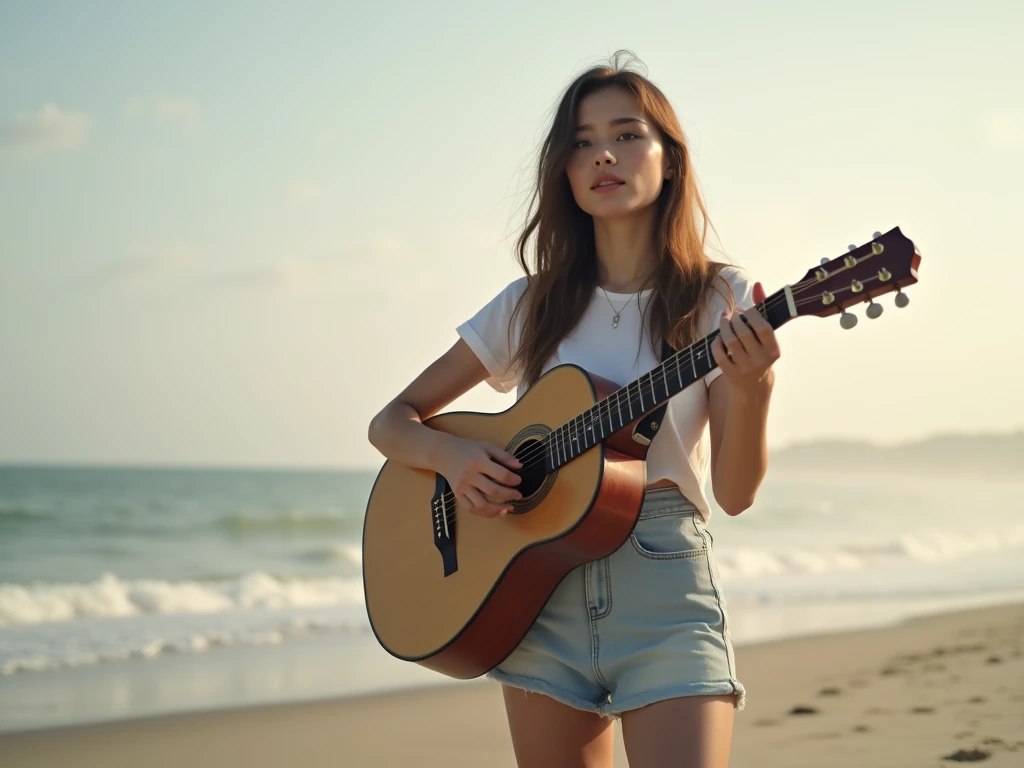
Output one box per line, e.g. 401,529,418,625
543,289,795,471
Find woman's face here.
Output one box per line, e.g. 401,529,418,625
565,86,673,220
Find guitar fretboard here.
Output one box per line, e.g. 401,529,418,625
541,290,792,471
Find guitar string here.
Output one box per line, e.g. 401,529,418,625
431,260,899,513
433,270,894,518
432,277,894,523
481,248,892,473
476,272,883,476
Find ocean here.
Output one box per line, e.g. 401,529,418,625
2,464,1023,733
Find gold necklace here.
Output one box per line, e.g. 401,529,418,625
599,286,640,329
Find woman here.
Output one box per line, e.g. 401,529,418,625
367,51,780,768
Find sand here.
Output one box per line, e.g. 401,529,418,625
3,603,1022,767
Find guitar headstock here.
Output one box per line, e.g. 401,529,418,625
791,227,921,328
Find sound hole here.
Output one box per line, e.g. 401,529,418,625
513,438,548,498
507,428,556,514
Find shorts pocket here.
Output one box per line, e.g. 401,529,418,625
630,508,706,560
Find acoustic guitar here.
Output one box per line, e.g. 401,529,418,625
362,227,921,679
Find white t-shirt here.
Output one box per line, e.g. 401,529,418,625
456,267,755,523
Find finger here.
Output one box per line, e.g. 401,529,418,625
752,281,767,304
717,312,742,361
729,312,760,357
476,475,522,503
742,305,780,353
741,304,772,334
711,337,739,375
464,487,507,518
484,444,522,469
480,460,521,487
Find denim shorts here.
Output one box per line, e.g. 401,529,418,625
487,487,745,717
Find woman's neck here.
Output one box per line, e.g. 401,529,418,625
592,207,658,293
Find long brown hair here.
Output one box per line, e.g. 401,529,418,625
508,51,733,387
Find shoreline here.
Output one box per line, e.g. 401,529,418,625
3,601,1022,767
4,588,1024,736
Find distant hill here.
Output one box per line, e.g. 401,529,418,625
770,431,1024,477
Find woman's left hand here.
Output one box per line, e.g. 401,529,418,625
710,281,781,395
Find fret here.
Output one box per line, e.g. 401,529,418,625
542,294,797,472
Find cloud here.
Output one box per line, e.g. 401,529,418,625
211,234,419,297
214,257,349,296
0,103,92,153
125,95,203,133
980,110,1022,151
80,234,419,299
87,244,203,289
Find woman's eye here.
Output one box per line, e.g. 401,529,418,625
572,133,641,149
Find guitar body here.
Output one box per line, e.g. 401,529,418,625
362,363,648,679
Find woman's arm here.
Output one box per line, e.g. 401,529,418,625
707,281,780,516
368,338,522,517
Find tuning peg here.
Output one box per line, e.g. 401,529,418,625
847,244,857,252
894,290,910,308
821,257,830,265
873,231,882,238
866,300,883,319
839,309,858,329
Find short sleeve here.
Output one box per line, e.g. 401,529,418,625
456,277,529,394
701,266,756,388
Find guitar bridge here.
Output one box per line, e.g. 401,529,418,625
431,474,458,577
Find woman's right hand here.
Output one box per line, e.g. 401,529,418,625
434,435,523,518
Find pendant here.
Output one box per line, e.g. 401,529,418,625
612,314,620,328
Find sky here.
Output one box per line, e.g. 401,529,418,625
1,1,1022,469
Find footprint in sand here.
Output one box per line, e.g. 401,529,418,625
787,706,818,716
911,706,935,714
942,748,991,762
817,687,841,697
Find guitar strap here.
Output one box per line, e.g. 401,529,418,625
629,339,675,447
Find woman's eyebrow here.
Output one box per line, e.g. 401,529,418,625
574,117,648,133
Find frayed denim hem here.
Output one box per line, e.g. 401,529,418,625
486,668,606,715
606,680,747,716
488,668,746,719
